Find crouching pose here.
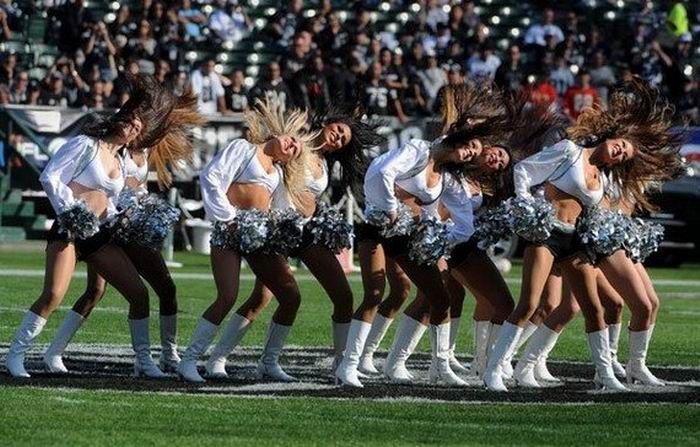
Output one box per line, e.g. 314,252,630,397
178,100,315,383
41,89,204,374
203,105,383,379
6,75,192,378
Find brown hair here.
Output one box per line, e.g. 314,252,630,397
568,77,684,211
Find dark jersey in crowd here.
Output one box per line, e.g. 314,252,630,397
361,79,398,116
226,85,249,112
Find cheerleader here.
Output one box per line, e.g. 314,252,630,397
202,105,383,380
177,99,316,383
6,75,188,378
358,85,510,378
41,90,203,374
483,78,682,392
335,102,511,387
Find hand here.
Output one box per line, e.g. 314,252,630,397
388,211,398,224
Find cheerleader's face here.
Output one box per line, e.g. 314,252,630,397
479,146,511,174
268,135,301,163
121,117,143,145
598,138,635,167
323,122,352,152
450,138,483,163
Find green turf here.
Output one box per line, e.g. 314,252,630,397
0,387,698,446
0,249,698,366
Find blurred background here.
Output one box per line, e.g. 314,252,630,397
0,0,698,266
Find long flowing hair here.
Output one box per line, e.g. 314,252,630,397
567,77,685,211
245,98,320,210
310,103,384,203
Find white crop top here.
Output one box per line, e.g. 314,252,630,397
364,138,443,212
306,157,329,199
200,138,282,222
513,139,604,207
124,149,149,183
40,135,125,220
438,174,479,245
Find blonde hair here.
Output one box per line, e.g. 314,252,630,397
245,98,321,210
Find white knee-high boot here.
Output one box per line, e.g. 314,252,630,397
178,318,219,383
206,313,252,378
626,326,664,386
159,314,181,372
257,321,296,382
383,316,427,383
503,322,537,380
608,322,626,378
483,322,523,392
513,325,560,387
588,328,629,391
470,320,491,377
43,310,84,373
335,319,371,387
448,317,469,373
129,318,166,379
332,321,350,371
358,314,393,375
6,311,47,378
429,323,467,386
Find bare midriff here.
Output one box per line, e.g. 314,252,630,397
68,181,110,220
125,177,144,191
394,185,425,219
227,183,272,211
545,183,584,225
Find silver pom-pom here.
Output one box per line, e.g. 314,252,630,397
364,203,417,238
115,188,140,213
58,201,100,241
578,207,634,261
633,219,664,263
307,203,354,254
210,209,270,253
265,208,305,255
113,194,180,250
508,196,556,243
407,214,451,265
474,203,513,250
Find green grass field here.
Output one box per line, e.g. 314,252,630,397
0,247,699,446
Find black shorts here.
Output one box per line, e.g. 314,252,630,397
354,222,381,243
355,223,410,258
447,239,482,269
530,227,585,262
287,226,316,258
46,221,113,261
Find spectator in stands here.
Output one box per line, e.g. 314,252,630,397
353,7,375,38
361,61,408,122
109,5,133,41
169,69,189,96
465,23,489,57
153,60,171,85
550,56,575,97
0,83,9,104
588,50,616,106
329,56,361,104
127,20,157,73
406,41,426,75
403,73,430,117
0,9,11,42
0,51,16,84
426,0,448,32
190,59,226,115
442,40,464,67
563,70,598,121
209,0,252,44
25,80,40,105
57,0,93,55
178,0,206,42
293,54,331,110
462,0,480,29
495,44,526,93
0,0,21,33
447,4,469,43
653,33,694,106
631,0,662,38
387,50,409,92
270,0,304,47
82,20,118,81
317,12,349,64
158,7,186,66
39,72,70,107
249,61,293,112
281,33,310,79
9,71,28,103
557,33,585,68
525,72,558,106
53,58,87,106
468,42,501,85
582,28,609,62
225,69,249,113
563,11,581,39
417,54,445,111
524,9,564,47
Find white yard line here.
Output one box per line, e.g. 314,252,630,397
1,268,699,287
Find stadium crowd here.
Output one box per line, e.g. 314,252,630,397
0,0,697,124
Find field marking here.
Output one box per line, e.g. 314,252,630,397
1,268,699,287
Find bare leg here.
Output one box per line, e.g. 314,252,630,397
121,244,177,316
377,258,412,319
543,281,580,333
559,255,606,333
529,272,563,326
70,265,108,317
236,278,274,322
30,242,78,318
508,245,555,326
203,247,242,325
246,252,301,326
596,270,624,325
402,290,430,324
393,255,451,325
598,250,653,331
635,263,660,324
354,240,388,322
300,245,353,323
